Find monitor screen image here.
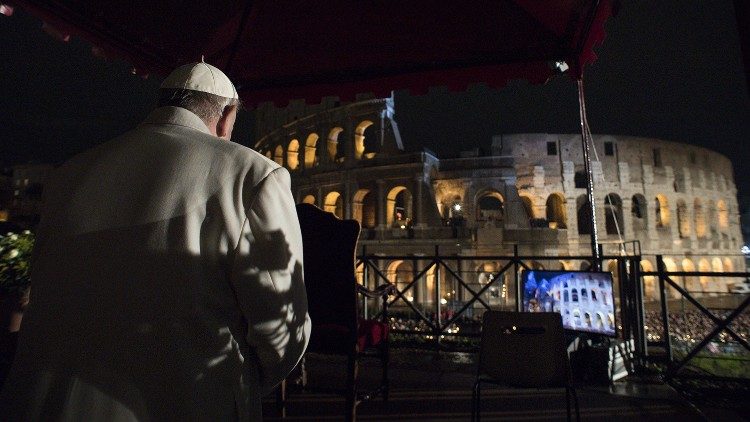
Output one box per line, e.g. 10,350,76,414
520,270,617,337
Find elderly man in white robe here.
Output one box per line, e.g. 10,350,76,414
0,62,310,421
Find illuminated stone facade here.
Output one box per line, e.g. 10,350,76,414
254,98,745,304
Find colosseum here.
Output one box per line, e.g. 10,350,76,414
253,95,744,308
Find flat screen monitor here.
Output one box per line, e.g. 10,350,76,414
520,270,617,337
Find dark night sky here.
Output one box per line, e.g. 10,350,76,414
1,1,749,202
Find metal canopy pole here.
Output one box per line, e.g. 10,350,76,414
577,78,601,270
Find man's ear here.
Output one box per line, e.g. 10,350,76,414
216,104,238,140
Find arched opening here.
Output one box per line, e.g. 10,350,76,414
681,259,699,294
545,193,567,229
707,200,719,244
265,149,272,159
698,259,711,294
324,191,343,219
631,194,648,234
576,195,592,235
388,260,414,303
386,186,412,227
663,257,679,298
655,194,670,228
520,195,534,220
694,198,706,238
723,258,734,272
354,120,376,160
607,260,620,299
476,190,504,223
327,127,343,163
301,194,316,205
604,193,623,235
526,261,545,270
640,260,656,301
287,139,300,170
353,189,377,229
677,199,690,238
304,133,320,168
717,200,729,230
274,145,284,166
712,257,725,293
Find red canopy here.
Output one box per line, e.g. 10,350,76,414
8,0,617,106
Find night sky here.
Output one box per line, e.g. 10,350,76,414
1,1,749,203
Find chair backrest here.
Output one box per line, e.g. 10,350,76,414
478,311,570,388
295,204,360,350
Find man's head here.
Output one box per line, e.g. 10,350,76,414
158,62,241,140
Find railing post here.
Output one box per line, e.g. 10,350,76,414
617,257,630,340
656,255,673,363
514,244,521,312
362,245,369,320
434,245,441,348
632,256,648,364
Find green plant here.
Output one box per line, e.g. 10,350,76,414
0,231,34,295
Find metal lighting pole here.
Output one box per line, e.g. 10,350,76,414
577,78,600,270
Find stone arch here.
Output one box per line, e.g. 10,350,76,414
607,260,620,299
655,194,670,228
712,257,725,292
694,198,706,238
558,260,573,270
301,194,316,205
707,200,719,241
327,127,344,162
676,199,690,238
387,260,414,302
698,258,711,293
681,259,699,293
723,258,734,273
323,191,343,219
604,193,623,235
717,200,729,230
273,145,284,166
545,193,567,229
576,195,592,235
475,190,504,223
640,259,656,301
354,120,376,160
631,194,648,234
662,257,679,298
526,261,545,270
519,194,534,220
287,139,300,170
265,149,272,159
353,188,377,229
386,186,413,227
304,133,320,168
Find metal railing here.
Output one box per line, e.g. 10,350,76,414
355,246,646,353
355,248,750,380
643,255,750,380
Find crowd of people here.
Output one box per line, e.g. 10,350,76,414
644,310,750,347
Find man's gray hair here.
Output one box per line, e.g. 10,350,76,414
158,89,241,123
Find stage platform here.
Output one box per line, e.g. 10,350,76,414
262,349,746,421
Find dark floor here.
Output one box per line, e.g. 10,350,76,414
262,350,746,421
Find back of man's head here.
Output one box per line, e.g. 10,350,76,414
158,62,241,137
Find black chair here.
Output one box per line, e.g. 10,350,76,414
472,311,580,422
279,204,394,421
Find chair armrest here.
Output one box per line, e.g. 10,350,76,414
356,282,396,298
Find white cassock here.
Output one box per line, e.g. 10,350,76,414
0,106,311,421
